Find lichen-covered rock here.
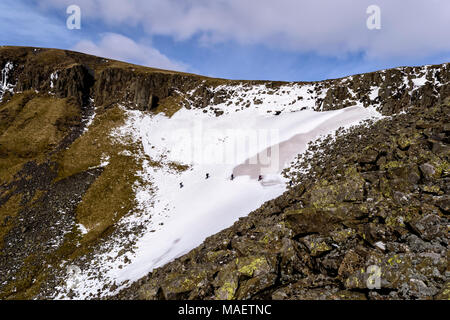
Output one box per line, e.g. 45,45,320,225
409,214,444,241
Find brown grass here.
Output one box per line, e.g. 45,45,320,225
0,92,80,183
0,93,79,156
0,194,21,251
55,106,146,244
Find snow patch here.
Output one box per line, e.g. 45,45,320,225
77,224,89,235
374,241,386,251
0,62,14,101
50,71,58,89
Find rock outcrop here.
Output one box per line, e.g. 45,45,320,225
93,67,202,110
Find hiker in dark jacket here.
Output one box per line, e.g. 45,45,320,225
258,175,263,181
180,182,184,188
231,174,234,181
206,173,210,179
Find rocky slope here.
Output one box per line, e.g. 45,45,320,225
0,46,448,299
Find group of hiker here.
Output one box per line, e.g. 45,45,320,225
179,173,264,188
179,174,294,188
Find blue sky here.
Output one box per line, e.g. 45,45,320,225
1,0,449,81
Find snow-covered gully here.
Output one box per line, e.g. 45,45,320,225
116,104,381,282
54,84,382,299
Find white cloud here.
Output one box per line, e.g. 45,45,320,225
72,33,188,71
0,0,82,47
39,0,450,60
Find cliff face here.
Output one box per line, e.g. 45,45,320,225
0,47,196,109
94,67,202,110
0,46,448,300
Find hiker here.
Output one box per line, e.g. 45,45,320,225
258,175,263,181
206,173,210,179
289,180,293,187
231,174,234,181
179,182,184,188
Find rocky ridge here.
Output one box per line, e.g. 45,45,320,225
1,47,449,116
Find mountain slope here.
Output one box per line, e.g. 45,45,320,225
0,46,448,299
